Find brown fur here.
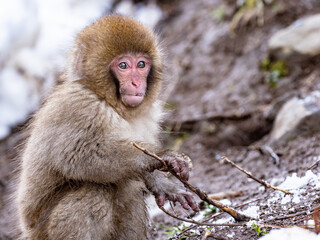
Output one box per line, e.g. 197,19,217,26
17,15,193,240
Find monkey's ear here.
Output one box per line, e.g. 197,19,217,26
69,46,85,81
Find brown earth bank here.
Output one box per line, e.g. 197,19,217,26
150,0,320,239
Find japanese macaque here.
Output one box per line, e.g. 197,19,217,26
17,15,198,240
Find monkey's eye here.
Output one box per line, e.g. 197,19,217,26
118,62,127,69
137,61,145,68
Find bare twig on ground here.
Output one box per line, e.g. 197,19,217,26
201,229,211,240
293,206,320,232
260,146,280,165
208,190,244,200
160,207,245,227
221,156,291,194
313,206,320,234
132,142,251,222
267,211,306,221
294,208,317,222
309,160,320,170
178,198,263,237
311,206,320,234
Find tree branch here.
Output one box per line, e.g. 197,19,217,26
132,142,251,222
221,156,291,195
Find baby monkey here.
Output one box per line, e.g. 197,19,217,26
17,15,198,240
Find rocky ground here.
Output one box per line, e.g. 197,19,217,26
1,0,320,239
150,0,320,239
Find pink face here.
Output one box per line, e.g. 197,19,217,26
111,54,151,108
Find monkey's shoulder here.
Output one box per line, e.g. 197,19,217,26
32,82,101,127
32,81,163,143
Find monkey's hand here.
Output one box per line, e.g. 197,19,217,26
155,186,199,212
144,171,199,212
158,151,192,182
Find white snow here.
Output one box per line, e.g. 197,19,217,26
114,1,162,29
240,206,260,219
214,216,234,224
220,199,231,206
227,231,235,238
260,227,320,240
292,195,301,204
280,194,291,205
258,170,320,238
266,170,320,207
278,170,319,190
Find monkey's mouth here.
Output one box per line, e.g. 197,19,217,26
121,93,145,107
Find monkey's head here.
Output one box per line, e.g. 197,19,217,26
68,15,163,118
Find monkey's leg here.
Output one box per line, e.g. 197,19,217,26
47,183,115,240
112,180,149,240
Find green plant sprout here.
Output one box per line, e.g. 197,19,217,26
160,224,188,239
230,0,275,31
203,202,219,216
211,6,226,22
261,58,288,89
250,222,268,236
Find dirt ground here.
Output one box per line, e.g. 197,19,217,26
150,0,320,239
1,0,320,239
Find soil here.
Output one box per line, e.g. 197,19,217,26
1,0,320,239
150,0,320,239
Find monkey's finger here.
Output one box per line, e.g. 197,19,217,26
167,157,181,174
156,193,166,207
174,157,189,181
179,160,189,181
185,195,200,212
177,195,190,210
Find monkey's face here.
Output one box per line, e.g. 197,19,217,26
111,54,151,108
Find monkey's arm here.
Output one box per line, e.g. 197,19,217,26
143,171,199,212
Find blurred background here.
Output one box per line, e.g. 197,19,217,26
1,0,320,239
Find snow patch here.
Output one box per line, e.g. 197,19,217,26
240,206,260,219
281,194,291,205
278,170,319,190
260,227,320,240
215,217,234,224
292,195,301,204
219,199,231,206
227,231,235,238
115,1,162,29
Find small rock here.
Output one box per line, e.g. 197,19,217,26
270,91,320,141
268,14,320,61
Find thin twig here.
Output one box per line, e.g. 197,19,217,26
261,145,280,165
208,190,244,200
160,207,245,227
294,212,313,222
221,156,291,195
201,229,212,240
294,207,320,222
267,211,306,221
313,206,320,234
309,160,320,170
133,142,251,222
